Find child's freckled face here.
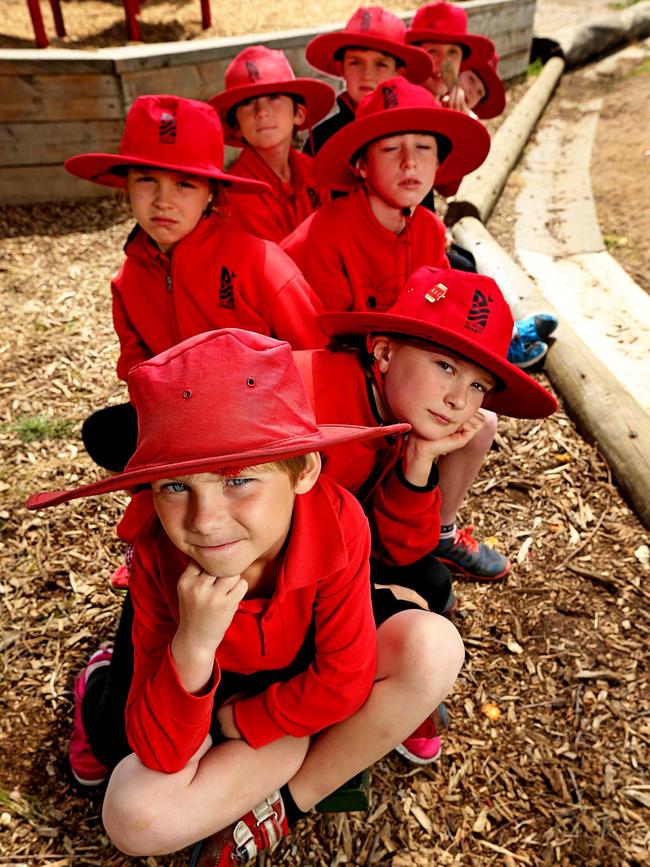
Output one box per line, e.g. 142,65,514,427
234,94,305,151
152,468,296,582
458,69,486,110
417,42,464,97
377,342,496,440
359,133,439,210
127,169,212,254
341,49,400,107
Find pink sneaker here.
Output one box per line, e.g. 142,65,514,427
190,790,288,866
109,564,129,592
69,648,112,787
395,703,449,765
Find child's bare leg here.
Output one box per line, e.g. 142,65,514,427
287,609,464,810
437,409,497,525
103,732,309,856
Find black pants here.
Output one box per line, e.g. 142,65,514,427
370,554,452,615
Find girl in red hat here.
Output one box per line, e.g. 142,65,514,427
209,46,335,242
303,6,433,155
28,329,465,864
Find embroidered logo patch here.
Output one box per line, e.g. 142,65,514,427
219,266,236,309
424,282,448,303
360,8,372,30
381,85,398,109
465,289,493,333
246,61,260,82
159,112,177,144
306,187,322,210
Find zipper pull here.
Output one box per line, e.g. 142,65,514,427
166,274,172,293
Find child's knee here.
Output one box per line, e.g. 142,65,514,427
102,761,168,855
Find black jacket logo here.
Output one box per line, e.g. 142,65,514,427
219,266,236,309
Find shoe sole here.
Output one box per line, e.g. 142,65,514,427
436,556,511,583
394,742,442,764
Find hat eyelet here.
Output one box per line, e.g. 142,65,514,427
181,389,192,399
246,377,256,388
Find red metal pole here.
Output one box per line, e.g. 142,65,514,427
200,0,211,29
48,0,66,37
26,0,49,48
122,0,141,41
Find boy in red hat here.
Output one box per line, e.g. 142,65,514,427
303,6,433,155
64,94,327,473
209,46,335,242
27,329,464,863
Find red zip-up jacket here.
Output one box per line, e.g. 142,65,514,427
294,350,441,566
281,187,449,312
112,212,325,381
126,475,376,773
225,146,330,243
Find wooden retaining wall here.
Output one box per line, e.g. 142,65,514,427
0,0,536,205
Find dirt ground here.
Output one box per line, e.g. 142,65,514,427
1,2,650,867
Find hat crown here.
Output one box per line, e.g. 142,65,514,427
126,330,322,474
392,267,513,358
345,6,406,40
224,46,297,90
120,95,224,175
356,76,439,120
410,2,469,36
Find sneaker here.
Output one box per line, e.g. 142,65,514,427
433,527,510,581
109,564,129,592
395,703,449,765
69,648,112,787
190,790,287,866
507,335,548,369
515,313,558,344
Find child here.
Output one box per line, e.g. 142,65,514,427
63,94,327,472
303,5,433,155
405,1,494,109
458,51,506,120
282,76,489,313
27,329,464,861
209,46,335,242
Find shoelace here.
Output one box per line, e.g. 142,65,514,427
454,525,479,553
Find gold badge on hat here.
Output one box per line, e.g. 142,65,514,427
425,283,448,303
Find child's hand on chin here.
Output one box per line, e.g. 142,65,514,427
411,408,487,462
176,561,248,656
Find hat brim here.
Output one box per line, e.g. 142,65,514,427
305,33,433,84
209,80,336,147
26,421,410,511
319,311,557,419
315,105,490,189
470,63,506,119
405,31,495,69
64,153,270,195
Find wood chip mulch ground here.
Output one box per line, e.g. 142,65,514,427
1,69,649,867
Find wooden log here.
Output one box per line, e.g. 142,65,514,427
446,56,566,226
452,216,650,530
0,119,122,166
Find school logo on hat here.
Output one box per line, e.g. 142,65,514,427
245,60,261,82
465,288,493,334
159,111,177,144
382,84,398,109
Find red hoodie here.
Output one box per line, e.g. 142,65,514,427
281,187,449,312
111,211,325,381
225,146,330,242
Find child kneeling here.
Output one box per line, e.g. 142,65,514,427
28,329,464,862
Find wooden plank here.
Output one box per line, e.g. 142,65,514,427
0,119,123,167
119,59,229,106
0,50,115,76
0,165,110,205
0,73,124,121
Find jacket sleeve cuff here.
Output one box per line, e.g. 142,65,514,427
395,459,439,493
153,644,221,725
232,692,287,749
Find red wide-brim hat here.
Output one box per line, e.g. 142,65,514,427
315,77,490,189
65,94,268,195
209,46,335,147
306,7,433,84
26,329,409,511
406,3,495,69
320,267,557,420
470,60,506,119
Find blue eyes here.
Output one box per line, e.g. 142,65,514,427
164,482,187,493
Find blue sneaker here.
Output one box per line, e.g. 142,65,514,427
515,313,558,344
433,527,510,581
507,335,548,369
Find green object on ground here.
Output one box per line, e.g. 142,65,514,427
315,769,370,813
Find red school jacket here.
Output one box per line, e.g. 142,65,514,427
281,187,449,313
111,212,325,381
224,146,330,243
294,350,441,567
125,475,377,773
